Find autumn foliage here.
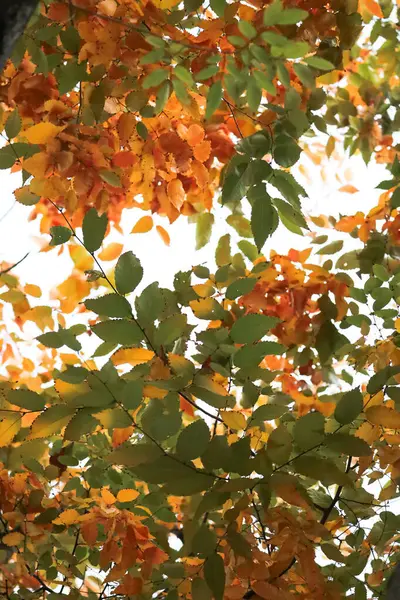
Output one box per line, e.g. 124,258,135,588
1,0,400,599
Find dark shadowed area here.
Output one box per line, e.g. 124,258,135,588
0,0,39,71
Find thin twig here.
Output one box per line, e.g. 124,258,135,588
0,252,29,276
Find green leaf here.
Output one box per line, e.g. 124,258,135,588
367,366,400,395
251,403,287,423
5,110,21,139
121,380,143,410
267,424,292,464
196,212,214,250
192,578,212,600
176,419,210,461
136,121,148,140
49,226,72,246
91,319,144,345
115,251,143,295
85,294,131,318
234,341,286,368
231,314,280,343
0,146,17,169
210,0,225,15
334,388,363,425
155,80,172,114
226,277,256,300
325,433,372,456
14,187,40,206
294,456,351,486
304,56,334,70
263,0,283,25
215,234,231,267
8,389,45,411
174,65,195,87
205,81,222,120
37,331,65,348
99,170,122,187
293,63,315,88
226,214,252,238
142,69,169,89
192,524,218,557
204,553,225,600
126,90,148,111
64,409,99,441
237,131,271,158
293,412,325,450
29,405,76,439
107,443,163,467
82,208,108,253
155,314,187,347
276,8,308,24
60,26,81,53
273,136,302,167
250,188,276,251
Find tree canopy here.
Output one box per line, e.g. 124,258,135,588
0,0,400,599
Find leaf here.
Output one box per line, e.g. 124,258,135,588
5,110,21,139
234,341,286,368
251,189,275,251
107,443,163,467
334,388,363,425
64,410,99,441
365,405,400,429
205,81,222,120
231,314,280,343
221,410,247,430
267,424,292,464
192,578,212,600
367,366,400,395
85,294,131,317
274,136,302,167
116,489,140,502
37,331,65,348
304,56,334,70
176,419,210,460
156,314,187,346
251,404,287,423
82,208,108,253
325,433,372,456
204,553,225,600
92,319,144,345
29,405,76,439
196,213,214,249
99,170,122,187
0,412,21,447
142,69,169,89
115,251,143,295
8,389,45,411
293,412,325,450
50,226,72,246
226,277,256,300
131,216,153,233
14,187,40,206
23,122,64,144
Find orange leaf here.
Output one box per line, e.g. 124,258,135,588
53,509,81,525
339,184,359,194
2,531,24,546
23,153,49,177
23,284,42,298
131,216,153,233
101,488,117,505
112,426,134,447
98,243,123,261
193,140,211,163
23,123,64,144
116,489,140,502
167,179,185,211
359,0,383,17
156,225,170,246
186,124,204,147
113,151,136,168
81,521,98,546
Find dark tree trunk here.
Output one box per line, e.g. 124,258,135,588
0,0,39,72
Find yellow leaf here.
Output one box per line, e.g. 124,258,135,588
101,488,117,505
395,318,400,333
111,347,154,366
2,532,24,546
23,122,64,144
366,405,400,429
23,153,49,177
155,0,179,8
98,243,123,261
53,509,81,525
131,216,153,234
116,489,140,502
0,412,21,447
23,284,42,298
221,411,247,431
